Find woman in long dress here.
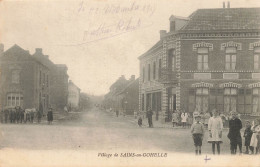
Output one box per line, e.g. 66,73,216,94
208,109,223,155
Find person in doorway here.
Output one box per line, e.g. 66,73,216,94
47,107,53,125
191,112,205,155
147,107,153,128
227,111,243,155
181,110,188,128
208,109,223,155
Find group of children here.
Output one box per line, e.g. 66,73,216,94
244,119,260,154
191,110,260,155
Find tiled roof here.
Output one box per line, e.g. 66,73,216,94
181,8,260,31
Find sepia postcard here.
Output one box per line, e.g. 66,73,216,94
0,0,260,166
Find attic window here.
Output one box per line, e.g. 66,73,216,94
170,21,175,32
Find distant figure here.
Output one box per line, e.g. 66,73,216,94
138,116,142,127
244,120,253,154
20,108,24,123
250,119,260,154
37,104,43,123
181,110,188,128
172,111,178,127
64,106,68,113
4,108,9,123
116,110,119,117
134,110,137,119
47,108,53,125
147,107,153,128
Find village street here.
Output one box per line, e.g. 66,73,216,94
0,107,234,154
0,108,258,167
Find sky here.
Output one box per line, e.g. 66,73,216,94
0,0,259,95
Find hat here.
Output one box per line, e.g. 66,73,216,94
193,111,201,118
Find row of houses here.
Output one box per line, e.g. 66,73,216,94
0,44,81,115
139,5,260,122
103,75,139,115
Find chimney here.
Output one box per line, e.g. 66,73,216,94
227,1,230,8
223,2,225,8
35,48,43,55
0,43,4,56
160,30,167,40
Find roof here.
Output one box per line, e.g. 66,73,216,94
138,41,162,60
1,44,44,65
117,78,139,95
181,8,260,31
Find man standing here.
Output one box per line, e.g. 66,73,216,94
228,111,243,155
47,107,53,125
147,107,153,128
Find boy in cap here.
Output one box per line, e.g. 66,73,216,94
191,112,205,155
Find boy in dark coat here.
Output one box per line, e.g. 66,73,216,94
228,111,242,155
47,108,53,125
138,116,142,127
244,120,253,154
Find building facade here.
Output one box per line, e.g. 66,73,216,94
139,6,260,122
68,80,81,110
33,48,69,111
0,44,70,115
0,45,50,111
117,76,139,115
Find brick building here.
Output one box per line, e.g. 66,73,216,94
116,76,139,115
139,6,260,122
0,44,50,111
0,44,69,114
103,75,139,115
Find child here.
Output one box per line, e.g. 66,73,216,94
191,112,205,155
244,120,253,154
187,113,193,128
250,119,259,154
138,116,142,127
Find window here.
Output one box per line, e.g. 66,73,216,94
254,47,260,70
224,88,237,113
254,55,259,70
143,66,145,82
225,47,236,70
46,75,49,87
197,48,208,70
7,93,23,107
195,87,209,113
168,50,175,71
153,61,156,80
158,59,162,79
142,94,144,111
253,88,260,113
39,71,42,85
148,64,151,81
11,70,20,84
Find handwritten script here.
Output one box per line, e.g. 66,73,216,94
64,1,156,46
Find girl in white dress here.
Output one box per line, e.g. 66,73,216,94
208,109,223,155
